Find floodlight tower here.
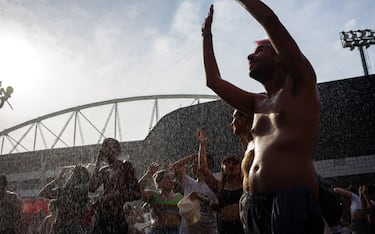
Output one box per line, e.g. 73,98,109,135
340,29,375,76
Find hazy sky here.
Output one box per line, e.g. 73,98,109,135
1,0,374,138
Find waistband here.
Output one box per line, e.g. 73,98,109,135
242,191,275,201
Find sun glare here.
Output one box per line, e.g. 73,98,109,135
0,34,42,93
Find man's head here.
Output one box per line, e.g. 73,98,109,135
101,138,121,163
230,109,253,136
247,39,279,82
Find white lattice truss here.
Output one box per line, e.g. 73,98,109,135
0,94,219,155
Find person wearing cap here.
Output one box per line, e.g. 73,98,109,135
0,174,22,234
202,1,323,233
198,131,244,234
89,138,140,234
138,162,182,234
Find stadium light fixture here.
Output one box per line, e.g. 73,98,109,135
340,29,375,76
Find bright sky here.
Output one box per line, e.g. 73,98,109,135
1,0,374,137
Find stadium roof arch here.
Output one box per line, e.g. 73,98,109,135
0,94,219,155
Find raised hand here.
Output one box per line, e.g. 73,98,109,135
197,129,207,144
202,4,214,35
148,162,159,175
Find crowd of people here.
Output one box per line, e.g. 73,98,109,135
1,1,375,234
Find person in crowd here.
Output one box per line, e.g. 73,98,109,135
229,109,253,193
88,137,140,234
138,163,182,234
123,203,142,234
360,184,375,233
137,203,153,234
171,133,219,234
81,198,96,234
202,1,323,232
229,109,253,152
39,165,89,234
0,174,23,234
40,199,57,234
197,131,244,234
334,186,368,234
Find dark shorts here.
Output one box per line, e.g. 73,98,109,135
351,219,370,234
220,220,244,234
92,213,128,234
239,187,324,234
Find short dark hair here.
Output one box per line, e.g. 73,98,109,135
221,155,240,165
102,138,120,150
74,165,90,184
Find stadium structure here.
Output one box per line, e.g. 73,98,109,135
0,75,374,198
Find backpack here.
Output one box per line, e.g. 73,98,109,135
318,175,343,227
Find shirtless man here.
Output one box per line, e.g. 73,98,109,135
0,174,22,234
89,138,140,234
230,110,254,192
202,1,323,233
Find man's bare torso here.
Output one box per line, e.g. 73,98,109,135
247,77,320,197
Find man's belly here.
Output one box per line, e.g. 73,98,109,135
248,154,318,197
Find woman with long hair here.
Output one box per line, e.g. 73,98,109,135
199,130,244,234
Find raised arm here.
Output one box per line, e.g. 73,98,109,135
235,0,316,85
39,168,67,199
333,187,353,199
202,4,257,116
138,162,159,202
197,130,222,194
88,150,106,193
171,154,197,184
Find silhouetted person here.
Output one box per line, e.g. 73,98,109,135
89,138,140,234
360,184,375,233
334,186,368,234
172,132,219,234
39,165,89,234
229,109,254,192
198,131,244,234
202,1,323,233
0,174,22,234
